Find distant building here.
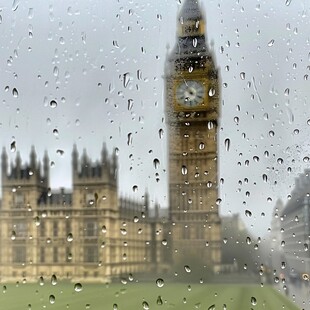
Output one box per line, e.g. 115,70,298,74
280,169,310,276
0,145,170,283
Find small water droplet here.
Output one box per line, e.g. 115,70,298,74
11,231,16,240
34,216,40,226
132,185,138,192
153,158,160,169
240,72,245,80
224,138,230,151
11,141,16,153
184,265,191,273
268,39,275,46
156,296,163,305
285,0,292,6
74,283,83,292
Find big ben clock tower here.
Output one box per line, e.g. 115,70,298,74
165,0,221,271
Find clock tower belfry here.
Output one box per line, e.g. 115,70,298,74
165,0,221,271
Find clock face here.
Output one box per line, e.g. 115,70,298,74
176,80,205,107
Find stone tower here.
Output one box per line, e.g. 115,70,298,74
165,0,221,270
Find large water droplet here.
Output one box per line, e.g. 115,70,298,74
251,296,257,306
156,278,164,288
245,210,252,217
153,158,160,169
50,100,57,108
12,88,19,98
49,295,55,304
67,233,73,242
142,301,149,310
51,274,57,285
181,165,187,175
74,283,83,292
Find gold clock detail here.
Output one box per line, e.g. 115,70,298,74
176,80,205,107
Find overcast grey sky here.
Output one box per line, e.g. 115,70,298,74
1,0,310,236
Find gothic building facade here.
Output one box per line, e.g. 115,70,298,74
0,145,169,282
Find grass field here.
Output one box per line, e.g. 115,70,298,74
0,282,299,310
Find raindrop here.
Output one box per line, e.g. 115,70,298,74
50,100,57,108
192,37,197,47
132,185,138,192
67,233,73,242
208,88,215,97
11,141,16,153
123,72,130,88
303,273,309,281
281,262,286,269
142,301,149,310
127,99,133,110
39,276,44,286
250,296,257,306
159,128,164,139
102,225,107,233
224,138,230,151
153,158,160,169
246,236,251,244
11,231,16,240
284,88,290,96
304,243,309,251
156,278,164,288
184,265,191,273
161,239,167,246
51,274,57,285
34,216,40,226
285,0,292,6
56,149,64,156
240,72,245,80
207,305,215,310
127,133,133,145
49,295,55,304
245,210,252,217
28,8,34,19
113,304,118,310
156,296,163,305
120,228,127,235
181,165,187,175
3,286,6,293
12,88,19,98
12,0,19,11
262,174,268,182
199,142,205,150
267,39,275,46
223,238,228,244
74,283,83,292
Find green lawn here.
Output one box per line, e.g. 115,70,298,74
0,282,299,310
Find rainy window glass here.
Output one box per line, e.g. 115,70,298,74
0,0,308,309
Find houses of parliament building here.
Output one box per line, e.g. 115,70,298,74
0,0,222,282
0,145,170,282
